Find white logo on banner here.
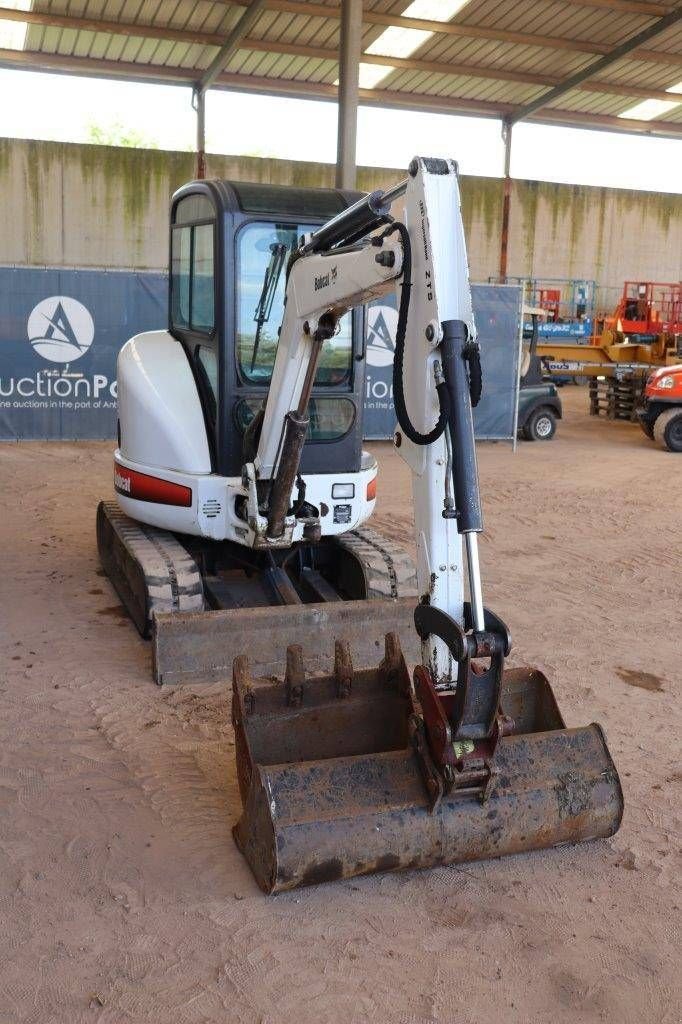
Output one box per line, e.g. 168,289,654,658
27,296,95,364
366,304,397,368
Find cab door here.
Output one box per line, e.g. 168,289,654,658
169,190,219,467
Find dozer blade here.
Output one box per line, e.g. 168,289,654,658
152,597,420,685
232,639,623,894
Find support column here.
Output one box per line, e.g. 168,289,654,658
194,88,206,180
498,117,512,283
335,0,362,191
192,0,269,182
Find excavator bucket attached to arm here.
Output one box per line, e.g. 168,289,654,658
232,634,622,893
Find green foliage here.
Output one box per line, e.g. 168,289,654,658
84,120,159,149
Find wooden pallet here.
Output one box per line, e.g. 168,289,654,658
588,375,645,422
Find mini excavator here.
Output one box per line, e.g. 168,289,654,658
98,157,622,892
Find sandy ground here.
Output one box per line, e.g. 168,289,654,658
0,386,680,1024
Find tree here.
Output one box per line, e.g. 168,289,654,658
85,120,159,149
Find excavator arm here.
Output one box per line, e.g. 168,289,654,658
248,157,485,686
231,157,623,893
248,217,404,540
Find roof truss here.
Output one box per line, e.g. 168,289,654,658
1,45,680,140
0,1,680,139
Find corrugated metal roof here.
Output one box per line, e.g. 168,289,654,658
1,0,679,137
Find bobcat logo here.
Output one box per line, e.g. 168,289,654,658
314,266,338,292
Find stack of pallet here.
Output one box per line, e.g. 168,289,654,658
588,374,645,421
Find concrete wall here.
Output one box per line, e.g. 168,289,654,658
1,138,680,297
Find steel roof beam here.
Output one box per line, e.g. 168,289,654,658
2,4,680,68
572,0,672,15
509,6,682,124
197,0,268,93
0,8,679,104
1,47,680,140
0,6,225,46
263,0,682,66
231,43,682,105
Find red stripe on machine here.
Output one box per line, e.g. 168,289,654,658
114,465,192,507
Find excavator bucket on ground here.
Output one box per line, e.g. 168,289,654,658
232,630,623,894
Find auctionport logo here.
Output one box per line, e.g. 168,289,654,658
27,296,95,364
366,304,397,368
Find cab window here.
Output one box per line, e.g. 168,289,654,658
235,396,355,443
170,205,215,335
236,221,352,387
192,225,215,332
170,227,191,329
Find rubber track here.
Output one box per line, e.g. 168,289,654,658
97,501,204,638
335,526,419,600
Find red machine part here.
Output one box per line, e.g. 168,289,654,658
538,288,561,322
412,663,515,804
613,281,682,336
114,464,192,507
645,364,682,400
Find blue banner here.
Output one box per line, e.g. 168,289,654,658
1,269,520,444
364,284,522,441
0,267,166,440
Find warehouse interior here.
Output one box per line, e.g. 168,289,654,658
0,2,681,1023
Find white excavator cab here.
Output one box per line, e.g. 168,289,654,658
98,180,419,635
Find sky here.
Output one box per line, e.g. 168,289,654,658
0,67,681,193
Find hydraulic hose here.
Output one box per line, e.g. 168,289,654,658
465,341,482,408
439,320,483,535
388,222,450,447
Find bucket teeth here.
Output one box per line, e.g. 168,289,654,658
334,640,353,698
379,632,404,689
285,644,305,707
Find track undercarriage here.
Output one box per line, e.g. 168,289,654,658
96,499,420,684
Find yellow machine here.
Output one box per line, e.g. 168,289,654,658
538,280,682,380
537,333,681,379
